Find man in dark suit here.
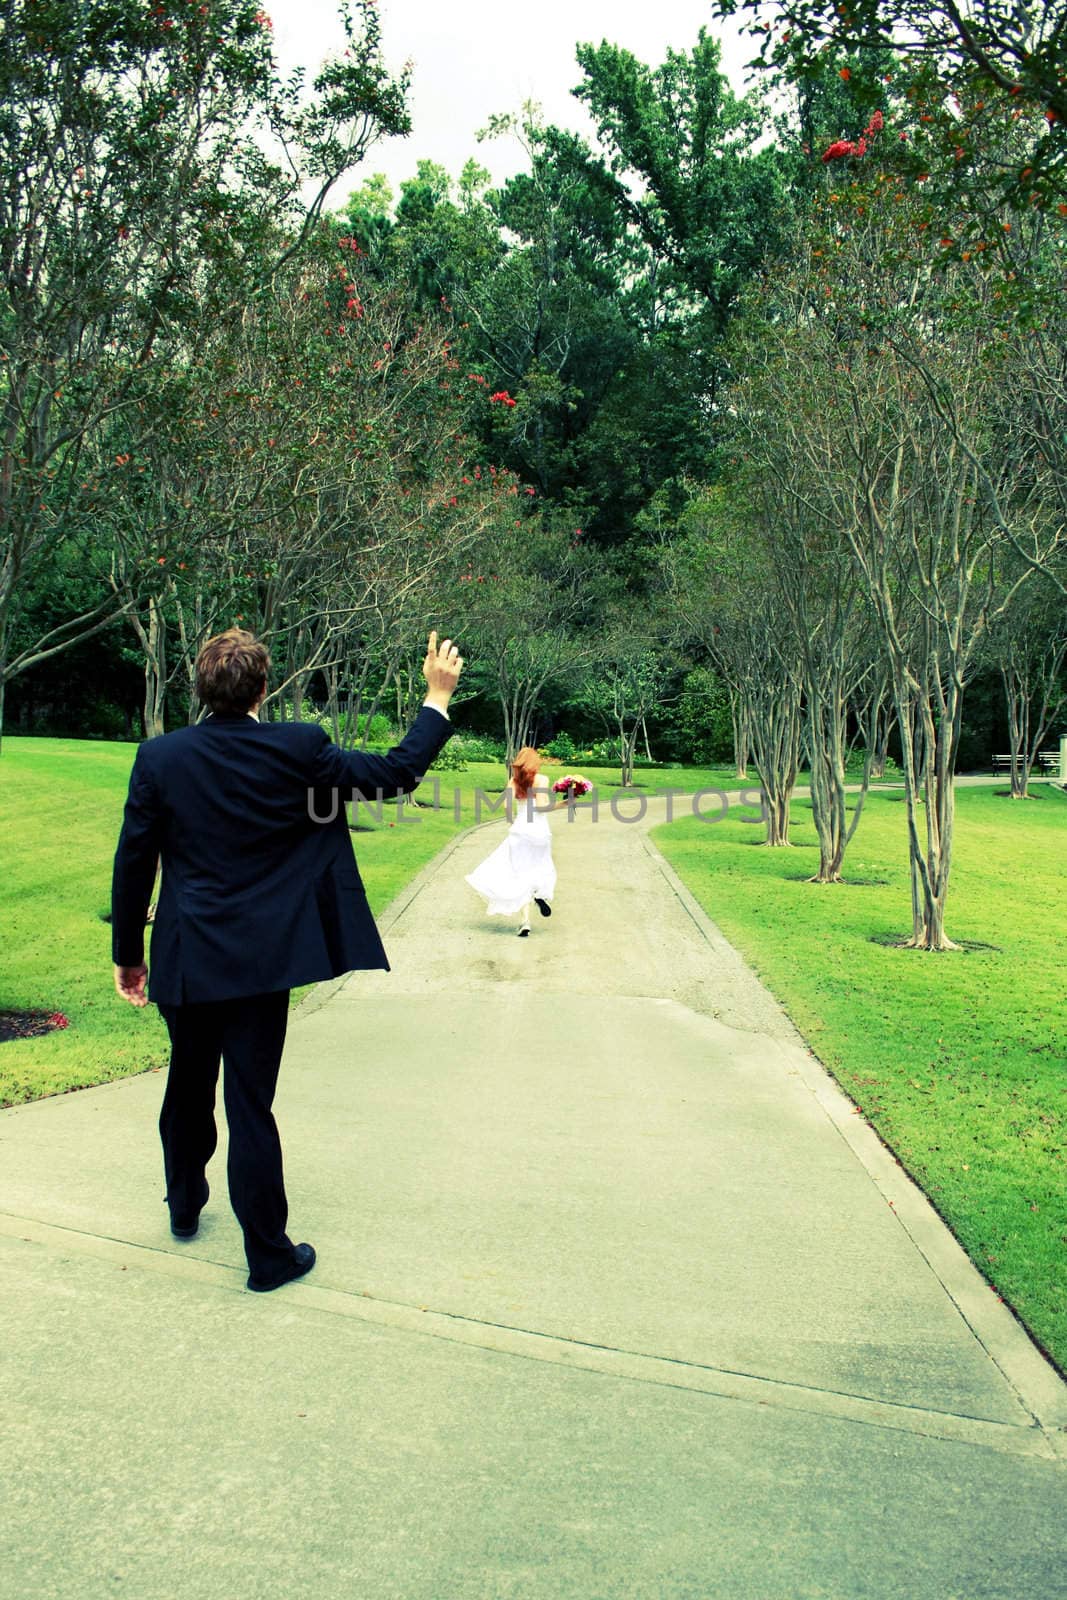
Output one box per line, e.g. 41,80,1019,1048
111,627,462,1291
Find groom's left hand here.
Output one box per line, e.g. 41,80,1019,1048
114,963,149,1007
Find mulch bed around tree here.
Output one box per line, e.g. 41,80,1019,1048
0,1010,70,1044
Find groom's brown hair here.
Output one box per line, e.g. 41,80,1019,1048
196,628,271,715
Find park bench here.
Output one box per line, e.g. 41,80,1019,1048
991,750,1061,776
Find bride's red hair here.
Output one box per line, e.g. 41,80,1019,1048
511,746,541,800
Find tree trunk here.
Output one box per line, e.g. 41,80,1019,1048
357,667,393,750
618,723,639,787
513,709,536,762
326,663,342,745
762,786,794,847
852,671,894,782
131,596,168,739
895,671,962,951
391,664,424,742
748,677,801,847
870,702,893,779
805,688,848,883
0,615,8,754
730,694,749,779
172,590,210,725
501,676,537,769
1001,663,1032,799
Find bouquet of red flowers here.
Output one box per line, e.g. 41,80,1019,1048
552,773,593,798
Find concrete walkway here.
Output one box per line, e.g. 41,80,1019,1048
2,798,1066,1599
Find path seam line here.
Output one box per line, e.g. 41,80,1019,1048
1,1211,1063,1464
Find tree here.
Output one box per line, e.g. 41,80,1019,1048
739,143,1059,945
459,520,604,766
664,487,803,847
712,0,1067,209
577,636,671,787
569,30,799,346
0,0,410,748
989,571,1067,797
723,316,894,881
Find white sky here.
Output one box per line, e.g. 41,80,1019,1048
268,0,756,205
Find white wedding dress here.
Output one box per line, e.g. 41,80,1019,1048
465,789,557,916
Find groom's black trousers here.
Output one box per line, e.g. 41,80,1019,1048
157,990,293,1280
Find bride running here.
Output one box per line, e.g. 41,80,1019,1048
465,746,557,937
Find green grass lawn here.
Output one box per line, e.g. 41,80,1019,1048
0,738,501,1105
653,783,1067,1375
0,740,738,1107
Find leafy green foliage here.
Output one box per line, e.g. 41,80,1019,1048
0,0,411,735
571,29,800,329
712,0,1067,211
670,667,734,765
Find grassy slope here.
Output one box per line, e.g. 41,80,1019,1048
653,784,1067,1373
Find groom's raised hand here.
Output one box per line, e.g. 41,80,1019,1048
422,630,464,715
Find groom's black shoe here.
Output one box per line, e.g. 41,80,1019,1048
534,897,552,918
169,1182,209,1239
247,1243,316,1293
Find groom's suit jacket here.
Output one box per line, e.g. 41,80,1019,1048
111,707,452,1006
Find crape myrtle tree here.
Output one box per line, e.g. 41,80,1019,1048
103,226,524,735
987,566,1067,797
712,357,893,881
963,211,1067,601
0,0,411,749
712,0,1067,212
575,629,673,789
100,358,247,735
663,485,804,847
745,113,1062,947
457,517,607,768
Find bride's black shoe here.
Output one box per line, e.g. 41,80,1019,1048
518,925,530,937
534,898,551,918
